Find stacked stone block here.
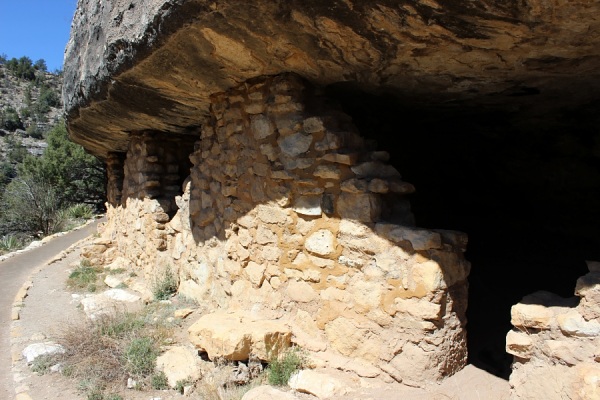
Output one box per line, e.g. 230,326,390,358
121,131,194,214
507,261,600,400
98,74,471,386
106,152,125,206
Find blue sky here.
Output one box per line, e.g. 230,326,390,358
0,0,78,72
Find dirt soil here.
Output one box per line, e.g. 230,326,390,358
8,228,511,400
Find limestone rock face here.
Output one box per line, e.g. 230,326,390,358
64,0,600,157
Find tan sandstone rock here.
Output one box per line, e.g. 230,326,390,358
188,312,291,361
289,369,354,399
156,346,202,388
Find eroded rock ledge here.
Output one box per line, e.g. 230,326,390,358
64,0,600,158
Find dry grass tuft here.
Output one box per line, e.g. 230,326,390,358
57,307,175,398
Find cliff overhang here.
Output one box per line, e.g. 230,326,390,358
64,0,600,158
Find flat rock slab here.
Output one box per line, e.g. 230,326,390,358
188,312,291,361
80,288,142,319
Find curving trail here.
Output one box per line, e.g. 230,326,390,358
0,221,100,399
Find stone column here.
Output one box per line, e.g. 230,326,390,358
105,152,125,207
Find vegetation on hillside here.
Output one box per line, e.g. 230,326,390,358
0,121,105,237
0,55,106,246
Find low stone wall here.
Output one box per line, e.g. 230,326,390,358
507,261,600,399
89,73,471,386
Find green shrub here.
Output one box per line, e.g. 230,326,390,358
152,268,178,301
1,107,23,131
151,371,169,390
98,313,146,339
31,354,56,374
123,337,157,377
175,378,192,394
67,262,102,291
67,203,94,219
0,235,22,253
268,347,306,386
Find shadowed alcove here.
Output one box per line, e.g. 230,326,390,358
326,83,600,378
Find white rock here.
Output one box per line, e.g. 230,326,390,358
305,230,336,257
103,288,141,302
303,117,325,133
558,310,600,337
289,369,351,399
314,165,341,180
257,204,289,225
81,289,143,319
293,196,322,216
245,261,267,287
337,193,381,222
22,342,65,363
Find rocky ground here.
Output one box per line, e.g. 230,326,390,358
7,224,511,400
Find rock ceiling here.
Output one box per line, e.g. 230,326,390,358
63,0,600,158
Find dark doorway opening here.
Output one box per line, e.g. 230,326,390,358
327,84,600,378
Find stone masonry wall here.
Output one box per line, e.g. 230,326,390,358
506,261,600,399
93,74,471,386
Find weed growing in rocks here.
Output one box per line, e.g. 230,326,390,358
268,346,307,386
150,371,169,390
67,259,102,292
124,337,158,376
30,354,57,375
152,267,178,300
174,377,192,394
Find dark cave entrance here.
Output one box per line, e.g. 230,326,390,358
327,84,600,379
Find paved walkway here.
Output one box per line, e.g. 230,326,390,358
0,221,100,399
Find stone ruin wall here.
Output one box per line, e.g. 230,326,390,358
88,74,471,386
506,261,600,399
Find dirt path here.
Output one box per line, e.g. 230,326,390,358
0,220,101,400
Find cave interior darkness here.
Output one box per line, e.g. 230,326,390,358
326,83,600,379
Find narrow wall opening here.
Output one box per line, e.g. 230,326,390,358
326,84,600,378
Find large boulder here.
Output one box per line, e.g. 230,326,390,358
188,312,291,361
